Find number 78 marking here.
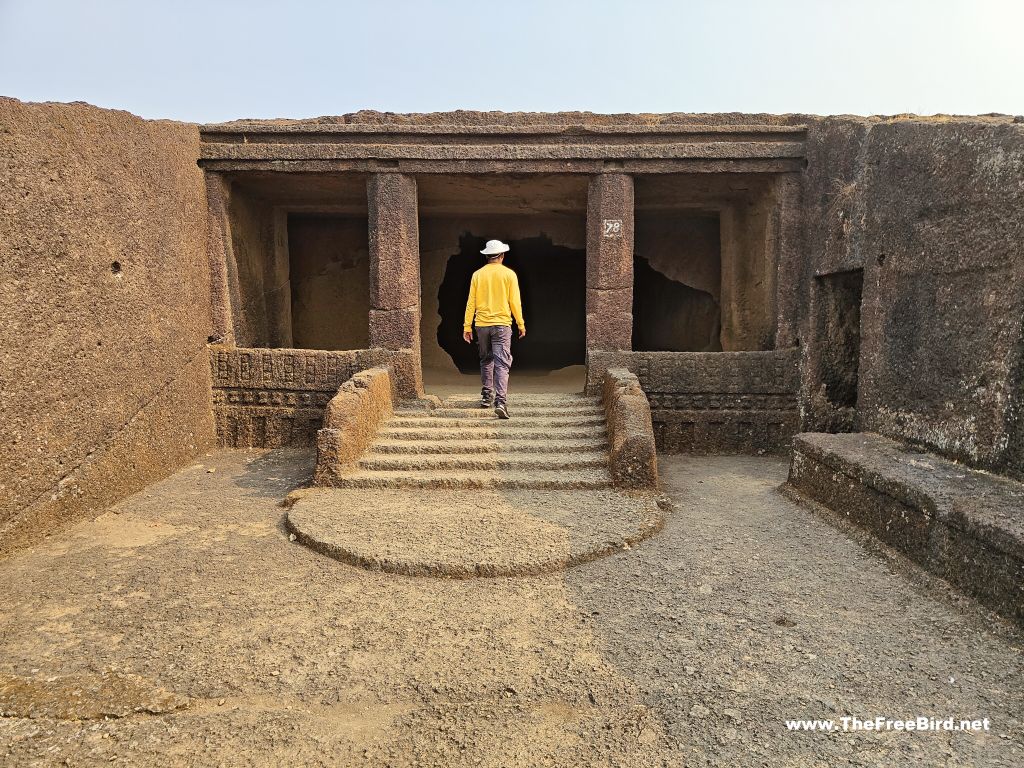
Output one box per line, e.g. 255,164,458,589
602,219,623,238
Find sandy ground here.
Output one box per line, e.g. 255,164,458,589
285,487,664,577
0,451,1021,767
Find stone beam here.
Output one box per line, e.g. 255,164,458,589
586,173,634,351
198,158,805,175
200,141,805,163
199,122,808,140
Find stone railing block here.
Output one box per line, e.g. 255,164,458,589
314,366,396,485
602,368,658,490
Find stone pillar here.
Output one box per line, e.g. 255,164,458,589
773,172,803,349
367,173,422,396
586,173,635,351
204,173,237,345
268,208,293,348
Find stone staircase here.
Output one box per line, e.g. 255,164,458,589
330,393,612,489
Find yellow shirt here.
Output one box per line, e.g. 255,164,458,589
464,262,525,331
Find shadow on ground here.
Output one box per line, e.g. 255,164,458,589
231,447,315,498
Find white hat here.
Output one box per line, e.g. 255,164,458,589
480,239,510,256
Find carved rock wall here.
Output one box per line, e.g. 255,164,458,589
0,98,214,555
587,349,800,455
801,117,1024,479
209,346,397,448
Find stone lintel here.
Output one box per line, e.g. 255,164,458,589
199,158,805,175
199,141,805,162
200,122,808,139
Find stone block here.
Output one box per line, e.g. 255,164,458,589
369,307,420,350
859,265,1020,468
645,349,800,394
787,432,1024,626
602,368,658,490
313,429,343,485
586,288,632,351
370,254,420,311
369,173,419,311
587,312,632,352
773,173,803,347
584,350,638,393
586,174,634,290
204,173,235,343
653,409,798,456
802,119,1024,476
208,346,362,392
587,350,800,454
315,366,397,483
214,406,322,448
387,349,424,399
0,98,214,556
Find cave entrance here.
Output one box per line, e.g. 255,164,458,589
633,174,778,351
632,212,723,352
434,233,586,375
417,174,589,394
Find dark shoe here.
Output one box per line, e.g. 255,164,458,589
480,396,494,408
495,404,510,420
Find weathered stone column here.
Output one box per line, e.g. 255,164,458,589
268,208,293,349
204,173,237,345
772,172,803,349
367,173,422,396
586,173,635,351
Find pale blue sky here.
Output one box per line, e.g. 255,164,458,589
1,0,1021,122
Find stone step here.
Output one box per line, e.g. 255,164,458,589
387,415,606,429
358,452,608,471
370,438,610,454
440,395,599,408
379,426,608,441
327,468,613,490
406,406,606,419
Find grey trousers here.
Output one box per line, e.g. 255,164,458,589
476,325,513,406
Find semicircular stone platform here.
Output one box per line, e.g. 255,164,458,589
285,487,666,578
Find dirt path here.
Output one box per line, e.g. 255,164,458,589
0,451,1020,766
568,456,1023,767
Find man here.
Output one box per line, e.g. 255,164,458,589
463,239,526,419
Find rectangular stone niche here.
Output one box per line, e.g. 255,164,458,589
288,214,370,351
814,269,863,410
